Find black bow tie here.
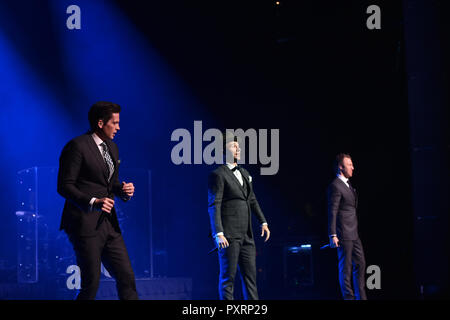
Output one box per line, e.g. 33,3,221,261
231,166,240,172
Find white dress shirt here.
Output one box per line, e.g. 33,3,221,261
226,162,243,186
92,132,106,155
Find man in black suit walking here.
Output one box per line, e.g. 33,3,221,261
208,132,270,300
327,153,367,300
57,101,138,300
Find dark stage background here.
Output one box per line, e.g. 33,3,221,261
0,0,448,300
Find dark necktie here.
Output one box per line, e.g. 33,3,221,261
347,180,358,209
348,180,356,194
100,142,114,182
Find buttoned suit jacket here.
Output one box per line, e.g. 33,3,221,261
57,133,129,237
208,165,267,239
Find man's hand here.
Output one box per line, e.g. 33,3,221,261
122,181,135,197
330,236,340,248
94,197,115,214
215,234,229,250
261,224,270,242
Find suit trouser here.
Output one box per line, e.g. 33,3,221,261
218,233,258,300
68,218,139,300
337,238,367,300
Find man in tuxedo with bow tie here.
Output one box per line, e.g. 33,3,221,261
57,101,138,300
327,153,367,300
208,132,270,300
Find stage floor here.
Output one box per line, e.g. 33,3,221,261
0,277,192,300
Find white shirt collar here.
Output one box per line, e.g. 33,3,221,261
337,174,349,185
91,132,104,146
225,162,237,170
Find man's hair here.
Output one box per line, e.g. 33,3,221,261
334,153,351,174
88,101,121,132
222,131,242,154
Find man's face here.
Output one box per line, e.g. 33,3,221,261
225,141,241,163
98,113,120,140
340,157,354,178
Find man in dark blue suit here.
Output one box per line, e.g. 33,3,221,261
327,153,367,300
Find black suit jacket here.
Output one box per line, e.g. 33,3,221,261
208,165,267,239
57,133,129,236
327,177,359,241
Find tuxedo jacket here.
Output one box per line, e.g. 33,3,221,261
57,133,129,237
327,177,359,241
208,165,267,239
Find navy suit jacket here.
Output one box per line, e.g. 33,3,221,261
327,177,359,240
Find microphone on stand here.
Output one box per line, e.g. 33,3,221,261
209,247,218,254
320,244,339,250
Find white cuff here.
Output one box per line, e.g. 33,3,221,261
89,197,97,211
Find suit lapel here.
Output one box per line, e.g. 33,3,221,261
240,169,251,198
105,140,118,166
222,165,247,199
336,178,356,203
346,180,358,208
353,186,358,208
